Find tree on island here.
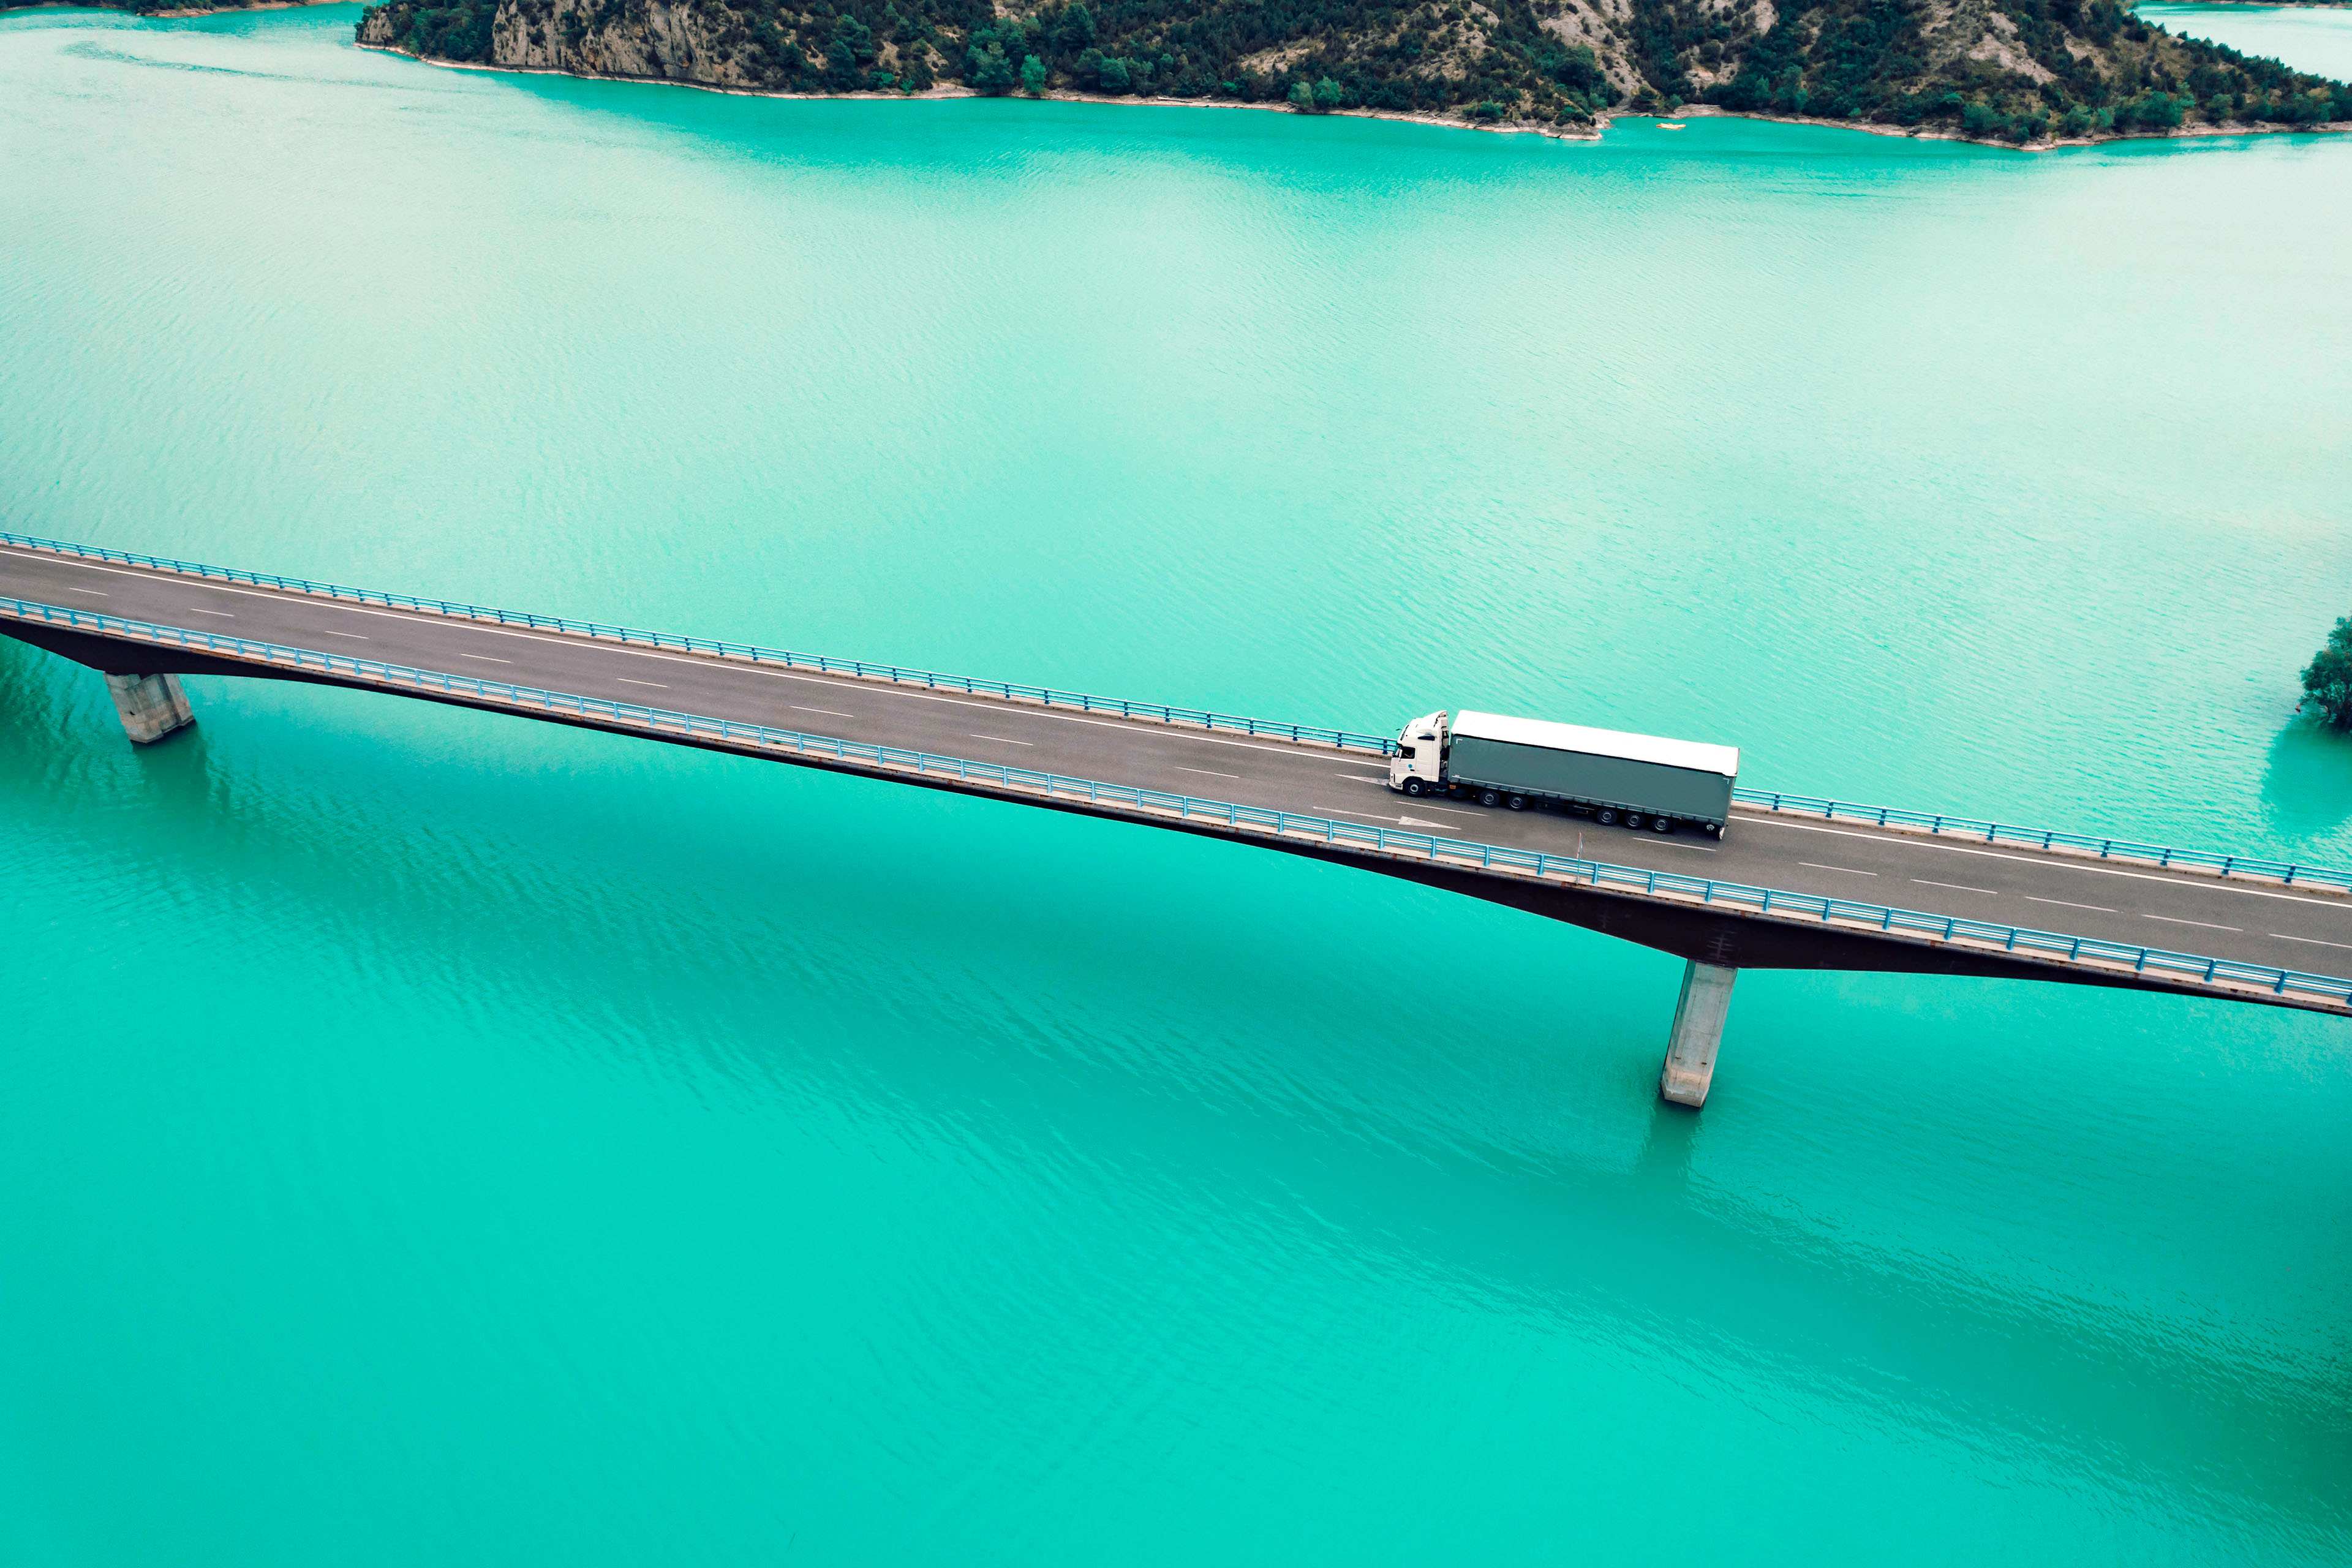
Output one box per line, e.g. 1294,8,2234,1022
2303,618,2352,729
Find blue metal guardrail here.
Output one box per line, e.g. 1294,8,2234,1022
7,593,2349,1011
6,529,2347,895
1727,788,2352,892
0,530,1398,754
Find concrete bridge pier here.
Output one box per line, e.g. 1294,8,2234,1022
1659,960,1737,1109
102,672,195,744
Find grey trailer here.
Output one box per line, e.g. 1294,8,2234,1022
1441,710,1738,833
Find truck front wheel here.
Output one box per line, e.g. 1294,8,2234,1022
1404,778,1425,797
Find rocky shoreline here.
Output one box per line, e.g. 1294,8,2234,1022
353,36,2351,151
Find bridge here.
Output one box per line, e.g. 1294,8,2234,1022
4,530,2346,1108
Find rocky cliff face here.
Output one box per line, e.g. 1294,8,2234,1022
355,0,2352,145
360,0,771,88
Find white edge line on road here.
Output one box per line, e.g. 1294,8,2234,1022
24,551,2348,945
20,557,2352,961
1748,815,2349,909
0,549,1355,763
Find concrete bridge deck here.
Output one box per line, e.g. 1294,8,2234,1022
4,535,2346,1104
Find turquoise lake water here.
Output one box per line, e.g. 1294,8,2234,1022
2,7,2350,1561
2139,2,2352,79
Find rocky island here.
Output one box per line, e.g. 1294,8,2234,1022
361,0,2350,145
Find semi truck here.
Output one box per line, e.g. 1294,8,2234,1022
1387,709,1740,837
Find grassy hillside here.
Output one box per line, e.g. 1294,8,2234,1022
354,0,2352,142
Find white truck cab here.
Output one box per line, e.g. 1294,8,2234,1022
1389,710,1449,795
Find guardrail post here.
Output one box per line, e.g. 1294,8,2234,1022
1659,961,1737,1109
100,672,195,744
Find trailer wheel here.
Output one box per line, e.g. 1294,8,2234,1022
1653,816,1674,834
1596,809,1617,826
1479,789,1499,808
1403,778,1425,797
1507,795,1526,812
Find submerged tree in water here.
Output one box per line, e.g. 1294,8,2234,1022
2302,617,2352,729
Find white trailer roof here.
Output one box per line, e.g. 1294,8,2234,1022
1452,710,1740,779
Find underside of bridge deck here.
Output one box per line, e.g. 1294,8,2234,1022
2,614,2294,1008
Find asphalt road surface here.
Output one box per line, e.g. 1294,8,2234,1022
7,543,2348,976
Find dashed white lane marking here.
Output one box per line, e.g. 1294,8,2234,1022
458,654,511,664
616,679,668,689
1914,878,1997,895
970,733,1032,747
1311,807,1394,821
1,548,1381,764
2274,933,2352,950
2143,914,2240,932
186,607,233,617
1177,766,1240,779
317,630,367,639
1338,774,1390,784
1801,861,1877,876
62,587,107,596
1657,841,1719,853
2028,895,2116,913
28,547,2334,951
793,706,853,718
1748,816,2347,909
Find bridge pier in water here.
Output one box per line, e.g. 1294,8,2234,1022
103,672,195,744
1659,960,1737,1108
